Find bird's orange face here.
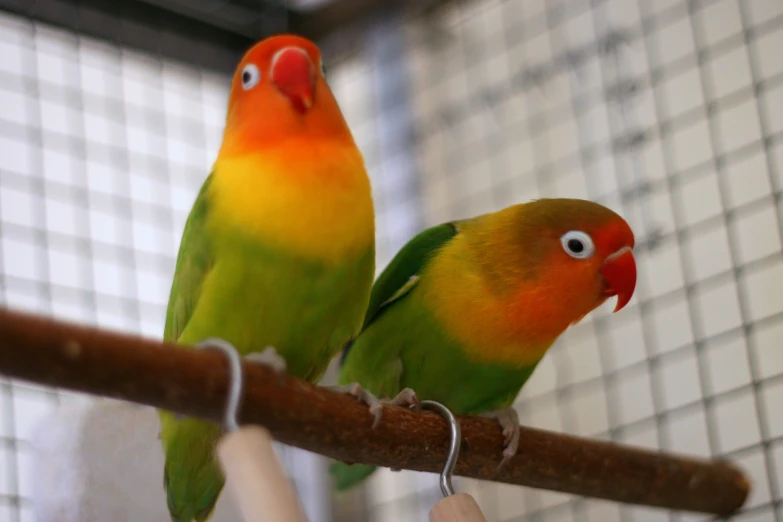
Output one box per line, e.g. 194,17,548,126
545,212,637,315
504,199,638,321
579,219,637,313
219,34,353,157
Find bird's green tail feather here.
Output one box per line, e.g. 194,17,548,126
160,413,225,522
330,461,378,491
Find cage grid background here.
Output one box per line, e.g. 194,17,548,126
0,0,781,521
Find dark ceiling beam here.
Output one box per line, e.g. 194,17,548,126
0,0,447,73
289,0,396,42
131,0,288,40
0,0,256,74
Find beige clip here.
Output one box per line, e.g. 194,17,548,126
196,339,307,522
429,492,488,522
217,426,307,522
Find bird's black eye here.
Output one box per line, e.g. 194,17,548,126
241,63,261,90
560,230,595,259
568,238,584,253
320,59,327,78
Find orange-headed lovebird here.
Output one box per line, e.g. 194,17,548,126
158,35,375,520
331,198,636,490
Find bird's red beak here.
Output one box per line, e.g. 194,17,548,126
271,47,315,113
600,246,636,313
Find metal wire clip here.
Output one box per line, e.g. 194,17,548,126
196,338,308,521
423,400,489,521
421,399,461,497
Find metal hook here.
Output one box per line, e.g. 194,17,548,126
196,338,244,433
421,400,461,498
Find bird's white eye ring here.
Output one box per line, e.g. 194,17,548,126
241,64,261,90
560,230,595,259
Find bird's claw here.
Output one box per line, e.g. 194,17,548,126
499,440,518,470
383,387,421,413
329,383,420,429
368,402,384,429
329,383,384,428
480,407,520,471
246,346,287,385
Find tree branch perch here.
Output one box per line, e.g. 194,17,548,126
0,307,749,516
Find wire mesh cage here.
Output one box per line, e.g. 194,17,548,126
0,6,239,520
0,0,781,521
335,1,782,521
0,1,416,520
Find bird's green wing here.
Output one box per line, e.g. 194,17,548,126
333,221,459,490
160,174,227,522
163,174,214,344
339,222,458,365
362,222,458,329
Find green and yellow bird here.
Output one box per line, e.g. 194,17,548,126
331,198,637,490
159,35,375,521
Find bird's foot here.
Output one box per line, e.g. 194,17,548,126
245,345,287,372
480,406,520,470
246,346,287,384
176,341,288,420
384,387,421,412
328,383,420,429
328,383,383,428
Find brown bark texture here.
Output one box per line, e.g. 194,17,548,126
0,307,749,516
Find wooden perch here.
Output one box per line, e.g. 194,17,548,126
0,307,749,516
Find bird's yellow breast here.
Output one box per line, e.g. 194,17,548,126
419,235,554,368
209,142,375,263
